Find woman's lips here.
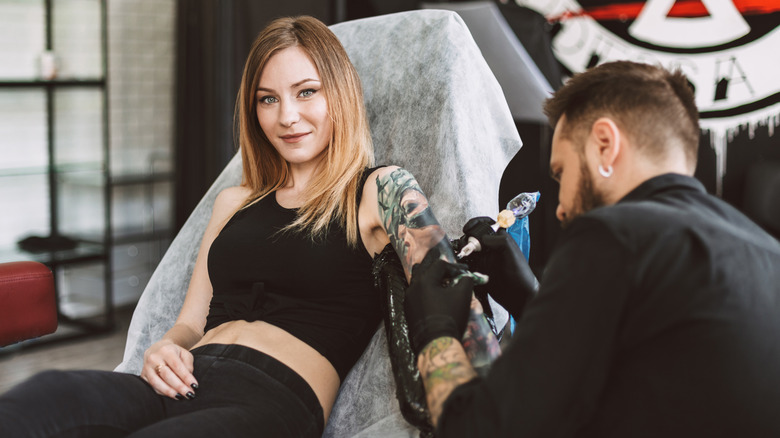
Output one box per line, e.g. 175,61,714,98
280,132,309,143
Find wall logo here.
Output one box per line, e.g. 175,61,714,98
523,0,779,193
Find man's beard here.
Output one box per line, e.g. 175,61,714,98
561,160,607,229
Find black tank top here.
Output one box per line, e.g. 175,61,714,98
205,169,382,381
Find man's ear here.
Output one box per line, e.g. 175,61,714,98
590,117,621,167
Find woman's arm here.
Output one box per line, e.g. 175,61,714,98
360,166,500,369
139,186,250,400
360,166,454,275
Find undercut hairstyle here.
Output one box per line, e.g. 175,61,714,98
543,61,700,169
235,16,374,246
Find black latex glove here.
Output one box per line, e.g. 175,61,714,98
462,216,539,320
404,252,475,356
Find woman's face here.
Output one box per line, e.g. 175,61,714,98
256,46,332,169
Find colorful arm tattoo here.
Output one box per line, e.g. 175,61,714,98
375,167,453,279
463,297,502,374
375,168,501,372
417,336,477,427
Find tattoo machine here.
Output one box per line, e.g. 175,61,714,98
457,191,540,259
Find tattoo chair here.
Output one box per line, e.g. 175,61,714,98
0,262,57,347
115,9,522,437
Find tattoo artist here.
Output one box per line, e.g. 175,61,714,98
403,61,780,437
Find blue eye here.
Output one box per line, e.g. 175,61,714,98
299,88,316,98
258,96,277,105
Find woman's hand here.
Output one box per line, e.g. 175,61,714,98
140,339,199,400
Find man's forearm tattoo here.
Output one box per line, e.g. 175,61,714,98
418,337,478,426
462,298,502,375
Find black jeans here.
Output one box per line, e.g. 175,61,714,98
0,344,324,438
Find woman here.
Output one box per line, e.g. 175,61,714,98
0,16,492,438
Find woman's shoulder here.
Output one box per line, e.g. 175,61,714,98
216,186,252,205
361,164,429,192
360,166,395,196
363,165,426,191
213,186,252,217
361,165,401,187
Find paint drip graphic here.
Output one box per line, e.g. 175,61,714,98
521,0,780,195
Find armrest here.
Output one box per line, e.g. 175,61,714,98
0,261,57,347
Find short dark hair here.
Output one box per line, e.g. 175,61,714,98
543,61,700,167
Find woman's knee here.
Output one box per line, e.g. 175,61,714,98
32,369,97,394
1,369,159,436
0,370,80,435
6,369,146,408
8,369,68,395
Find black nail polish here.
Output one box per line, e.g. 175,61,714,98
191,383,199,390
186,391,195,400
175,394,184,401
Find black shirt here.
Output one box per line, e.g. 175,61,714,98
206,186,381,382
438,174,780,437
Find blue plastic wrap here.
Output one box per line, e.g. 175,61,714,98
504,191,540,333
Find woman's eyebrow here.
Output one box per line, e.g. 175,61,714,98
256,78,320,92
293,78,320,87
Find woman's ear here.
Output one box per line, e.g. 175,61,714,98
590,117,621,168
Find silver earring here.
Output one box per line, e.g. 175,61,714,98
598,165,613,178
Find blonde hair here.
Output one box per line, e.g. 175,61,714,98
234,16,374,246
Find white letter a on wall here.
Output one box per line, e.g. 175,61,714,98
630,0,750,48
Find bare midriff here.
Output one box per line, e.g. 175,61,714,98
191,320,340,422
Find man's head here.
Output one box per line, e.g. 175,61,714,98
543,61,700,227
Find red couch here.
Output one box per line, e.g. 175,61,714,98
0,261,58,347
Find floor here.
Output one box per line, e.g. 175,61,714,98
0,306,134,395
